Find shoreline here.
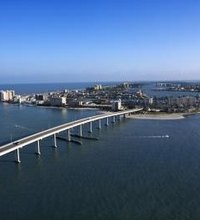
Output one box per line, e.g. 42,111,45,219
4,102,100,111
127,113,186,120
29,105,200,119
2,102,200,119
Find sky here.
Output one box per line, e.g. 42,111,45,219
1,0,200,83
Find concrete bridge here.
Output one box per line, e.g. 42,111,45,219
0,108,143,163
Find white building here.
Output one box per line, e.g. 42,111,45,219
0,90,15,101
13,95,22,103
94,84,102,90
49,97,66,106
112,99,122,111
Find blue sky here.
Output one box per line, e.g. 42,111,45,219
1,0,200,83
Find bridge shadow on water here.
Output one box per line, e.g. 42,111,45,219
0,159,17,163
0,113,133,166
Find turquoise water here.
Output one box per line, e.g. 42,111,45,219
1,103,200,219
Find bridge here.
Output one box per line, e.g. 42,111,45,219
0,108,143,163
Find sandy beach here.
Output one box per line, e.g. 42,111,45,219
127,113,185,120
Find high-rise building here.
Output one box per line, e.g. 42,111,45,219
112,99,122,111
0,90,15,101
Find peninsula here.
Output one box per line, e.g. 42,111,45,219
1,82,200,118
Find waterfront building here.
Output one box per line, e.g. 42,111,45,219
118,82,129,89
168,96,196,107
13,95,22,103
35,94,48,101
94,84,102,90
112,99,122,111
0,90,15,101
49,97,66,106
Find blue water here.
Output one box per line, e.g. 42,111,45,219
0,81,198,97
0,103,98,144
1,83,200,219
0,82,116,95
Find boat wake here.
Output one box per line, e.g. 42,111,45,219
136,135,170,139
14,124,32,131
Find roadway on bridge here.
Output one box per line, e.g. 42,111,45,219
0,109,143,157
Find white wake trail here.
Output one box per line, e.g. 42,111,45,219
136,135,170,139
14,124,33,131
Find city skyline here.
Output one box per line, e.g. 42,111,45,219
1,0,200,83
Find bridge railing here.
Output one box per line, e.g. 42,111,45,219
0,108,143,156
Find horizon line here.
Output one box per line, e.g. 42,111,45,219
1,79,200,85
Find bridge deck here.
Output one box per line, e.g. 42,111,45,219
0,108,143,157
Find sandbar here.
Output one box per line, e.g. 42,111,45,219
127,113,185,120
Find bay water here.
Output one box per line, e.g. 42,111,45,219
0,83,200,219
